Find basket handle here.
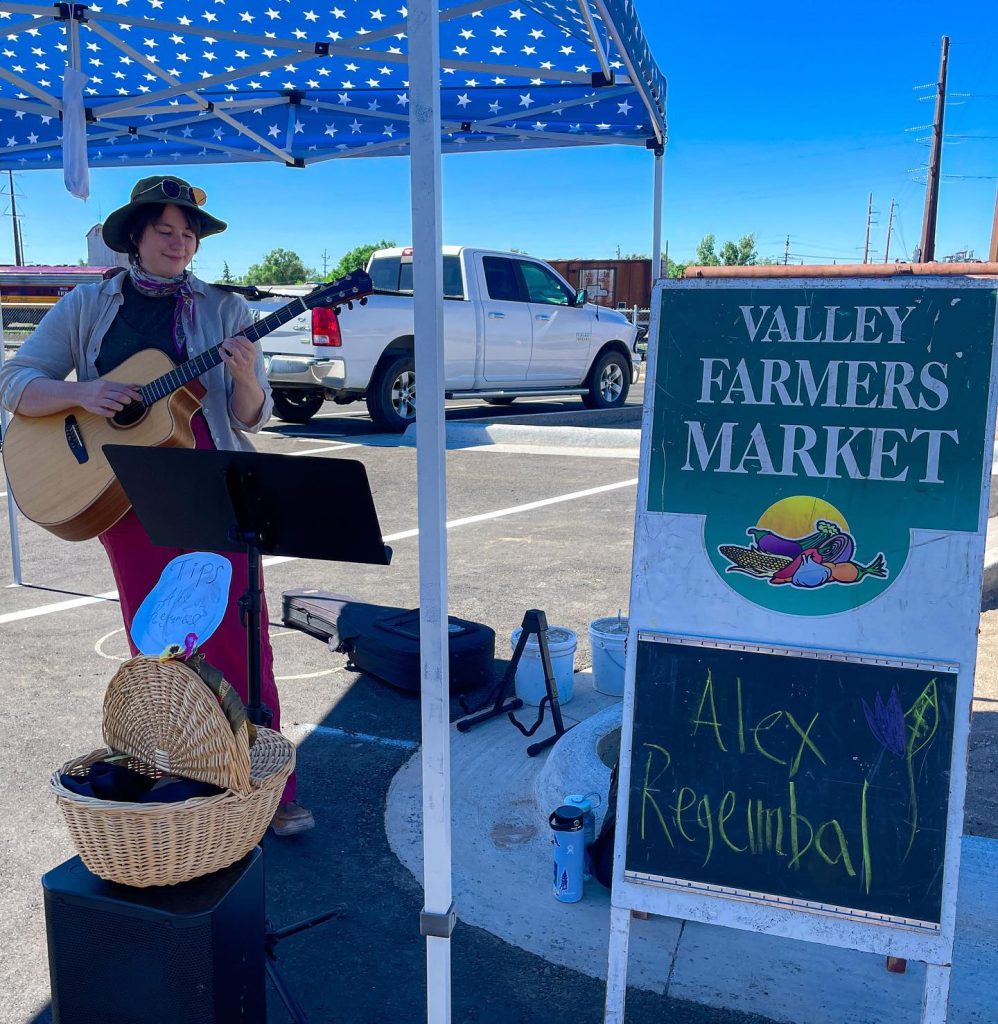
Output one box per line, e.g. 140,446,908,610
185,655,257,748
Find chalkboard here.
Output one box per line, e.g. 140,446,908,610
626,635,957,926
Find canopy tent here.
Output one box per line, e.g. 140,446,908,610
0,2,666,1020
0,0,665,171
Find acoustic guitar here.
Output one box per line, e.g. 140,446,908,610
1,269,373,542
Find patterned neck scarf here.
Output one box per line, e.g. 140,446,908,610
128,263,197,359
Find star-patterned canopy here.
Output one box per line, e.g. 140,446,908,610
0,0,666,171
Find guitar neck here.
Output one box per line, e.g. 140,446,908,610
139,297,310,407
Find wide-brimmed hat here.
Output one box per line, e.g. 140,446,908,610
101,175,227,253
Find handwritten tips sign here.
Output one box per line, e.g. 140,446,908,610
626,636,957,926
130,552,233,657
647,285,998,615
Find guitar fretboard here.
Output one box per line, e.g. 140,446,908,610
138,297,309,406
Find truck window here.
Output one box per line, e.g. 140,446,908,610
516,261,573,306
482,256,522,302
368,255,401,291
372,255,464,298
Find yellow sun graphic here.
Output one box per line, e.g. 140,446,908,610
757,496,849,540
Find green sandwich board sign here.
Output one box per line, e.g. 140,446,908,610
605,274,998,1024
647,285,995,616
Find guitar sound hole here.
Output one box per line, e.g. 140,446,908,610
112,402,145,428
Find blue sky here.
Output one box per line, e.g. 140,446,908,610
1,0,995,280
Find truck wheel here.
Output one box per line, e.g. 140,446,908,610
271,389,325,423
367,355,416,432
582,350,630,409
484,397,516,406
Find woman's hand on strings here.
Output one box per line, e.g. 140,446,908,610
219,336,258,384
79,379,142,418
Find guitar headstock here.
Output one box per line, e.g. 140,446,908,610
306,269,374,310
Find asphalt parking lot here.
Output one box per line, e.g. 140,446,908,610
0,385,767,1024
2,381,995,1024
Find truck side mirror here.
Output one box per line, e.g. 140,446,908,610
575,288,587,306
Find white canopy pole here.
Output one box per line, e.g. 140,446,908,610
651,148,664,285
408,2,453,1022
0,290,24,586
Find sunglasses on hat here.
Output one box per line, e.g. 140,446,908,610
134,177,207,207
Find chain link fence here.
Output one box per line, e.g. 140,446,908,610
621,306,651,357
2,303,50,350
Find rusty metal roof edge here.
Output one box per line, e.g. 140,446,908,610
680,262,998,280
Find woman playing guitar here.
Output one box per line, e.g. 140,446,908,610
0,175,313,837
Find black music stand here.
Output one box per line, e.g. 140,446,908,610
104,444,392,1023
104,445,391,726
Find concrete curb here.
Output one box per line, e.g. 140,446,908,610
404,421,642,451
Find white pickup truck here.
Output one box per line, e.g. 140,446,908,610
253,246,640,432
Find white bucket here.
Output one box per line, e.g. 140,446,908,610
510,626,577,706
589,616,628,696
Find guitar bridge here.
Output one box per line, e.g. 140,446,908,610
65,414,89,465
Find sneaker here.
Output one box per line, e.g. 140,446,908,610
270,800,315,837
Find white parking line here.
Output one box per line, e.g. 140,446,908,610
286,722,419,750
263,477,638,566
0,478,638,621
288,442,360,456
0,590,119,624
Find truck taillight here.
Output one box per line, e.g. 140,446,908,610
311,306,341,346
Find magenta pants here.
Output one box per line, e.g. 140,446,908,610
98,418,295,802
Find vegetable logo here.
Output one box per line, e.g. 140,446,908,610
718,496,888,591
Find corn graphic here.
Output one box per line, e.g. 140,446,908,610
719,545,793,578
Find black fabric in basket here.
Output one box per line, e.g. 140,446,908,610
60,760,224,803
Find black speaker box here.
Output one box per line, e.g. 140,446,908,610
42,849,266,1024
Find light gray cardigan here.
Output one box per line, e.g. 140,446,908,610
0,272,273,451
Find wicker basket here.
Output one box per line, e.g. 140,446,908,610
102,657,253,795
51,657,295,888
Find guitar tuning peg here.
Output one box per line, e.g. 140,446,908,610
347,300,354,310
360,296,368,305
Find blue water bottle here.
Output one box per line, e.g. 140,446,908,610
564,792,600,880
550,805,585,903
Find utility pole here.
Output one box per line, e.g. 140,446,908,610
8,170,24,265
783,235,790,265
863,192,874,264
321,248,330,277
989,185,998,263
919,36,949,263
883,198,896,263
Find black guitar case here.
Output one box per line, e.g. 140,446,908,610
281,589,495,694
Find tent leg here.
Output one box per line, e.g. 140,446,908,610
409,2,453,1023
0,305,23,586
651,149,664,286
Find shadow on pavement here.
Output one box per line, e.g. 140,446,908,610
27,657,775,1024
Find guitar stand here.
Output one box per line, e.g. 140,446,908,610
456,609,572,757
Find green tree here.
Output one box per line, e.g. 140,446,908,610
244,248,315,285
719,233,758,266
331,239,395,280
666,257,688,279
694,234,720,266
217,260,235,284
